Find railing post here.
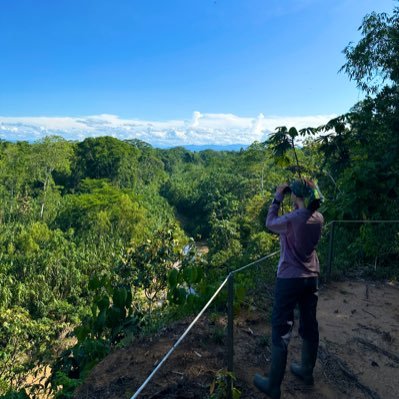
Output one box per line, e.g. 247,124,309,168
226,272,234,399
327,221,335,281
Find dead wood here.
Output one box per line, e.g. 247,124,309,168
354,337,399,363
362,309,377,318
318,344,381,399
355,323,381,334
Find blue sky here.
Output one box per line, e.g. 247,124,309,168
0,0,396,145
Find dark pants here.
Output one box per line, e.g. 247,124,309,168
271,277,319,349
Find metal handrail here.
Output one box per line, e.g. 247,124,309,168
130,275,229,399
131,219,399,398
226,251,280,397
130,251,279,399
230,251,280,275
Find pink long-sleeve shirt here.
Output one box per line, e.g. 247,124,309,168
266,193,324,278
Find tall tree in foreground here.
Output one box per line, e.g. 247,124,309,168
325,6,399,219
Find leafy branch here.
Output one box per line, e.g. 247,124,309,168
265,126,316,179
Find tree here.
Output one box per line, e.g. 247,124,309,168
265,126,320,180
239,142,269,194
31,136,73,220
0,142,32,222
315,6,399,219
341,7,399,94
56,179,148,243
74,136,140,188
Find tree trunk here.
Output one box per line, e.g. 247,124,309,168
40,175,49,219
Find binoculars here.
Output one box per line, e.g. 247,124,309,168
282,186,292,195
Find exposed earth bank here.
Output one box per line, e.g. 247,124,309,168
75,280,399,399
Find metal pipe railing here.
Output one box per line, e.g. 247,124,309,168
130,251,279,399
327,221,336,279
131,219,398,399
230,251,280,276
130,275,229,399
226,273,234,399
225,250,279,398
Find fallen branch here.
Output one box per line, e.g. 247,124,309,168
318,345,381,399
171,371,184,376
356,323,381,334
362,309,377,319
354,337,399,364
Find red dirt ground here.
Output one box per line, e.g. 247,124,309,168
74,280,399,399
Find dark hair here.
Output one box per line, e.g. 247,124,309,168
290,179,323,212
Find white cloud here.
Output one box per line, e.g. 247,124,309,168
190,111,202,128
252,113,265,135
0,112,336,146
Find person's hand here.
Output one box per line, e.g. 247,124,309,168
276,183,289,196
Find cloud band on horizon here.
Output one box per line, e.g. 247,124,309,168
0,112,336,146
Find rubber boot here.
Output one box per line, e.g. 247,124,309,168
253,345,287,399
290,339,318,385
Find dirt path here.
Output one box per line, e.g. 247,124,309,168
74,280,399,399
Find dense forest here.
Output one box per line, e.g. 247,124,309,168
1,6,399,399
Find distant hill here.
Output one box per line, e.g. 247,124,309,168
166,144,249,152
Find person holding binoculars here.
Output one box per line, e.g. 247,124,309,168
254,179,324,399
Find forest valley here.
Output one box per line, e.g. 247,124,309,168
0,6,399,399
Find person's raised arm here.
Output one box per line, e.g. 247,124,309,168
266,184,291,234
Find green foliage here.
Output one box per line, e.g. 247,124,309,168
0,307,53,396
209,369,241,399
73,136,140,188
50,273,135,396
50,221,193,397
167,242,206,310
31,136,74,221
116,225,186,309
324,222,399,280
0,390,30,399
50,336,110,398
75,276,137,344
2,17,399,392
0,222,85,320
341,8,399,94
265,125,320,181
56,179,148,243
0,142,32,223
51,371,82,399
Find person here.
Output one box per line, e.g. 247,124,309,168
253,179,324,399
